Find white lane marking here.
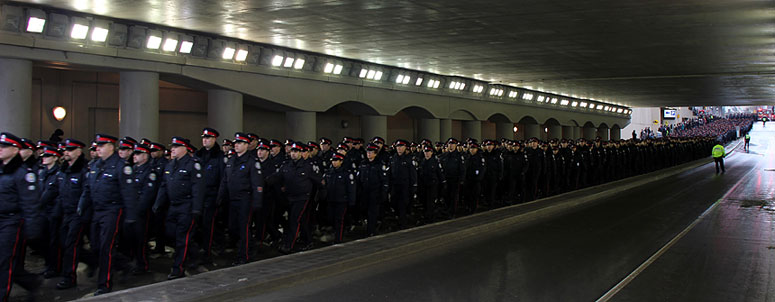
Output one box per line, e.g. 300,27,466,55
595,160,757,302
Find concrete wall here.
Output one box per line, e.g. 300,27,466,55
622,107,696,139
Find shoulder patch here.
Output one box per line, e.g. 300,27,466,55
196,173,202,178
149,173,157,181
194,163,202,171
223,157,229,164
123,166,132,175
27,185,36,191
349,174,354,180
25,173,36,183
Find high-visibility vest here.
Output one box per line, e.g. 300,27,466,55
745,134,750,140
712,144,725,158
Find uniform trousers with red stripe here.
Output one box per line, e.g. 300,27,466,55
228,198,253,263
126,210,151,271
90,208,123,291
0,217,34,302
283,195,310,250
60,212,88,284
165,204,198,275
327,201,347,244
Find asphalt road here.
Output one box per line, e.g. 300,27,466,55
246,125,769,302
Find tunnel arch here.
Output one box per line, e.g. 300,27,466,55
518,115,539,125
543,118,561,126
583,121,596,128
449,109,478,121
565,119,580,127
487,113,513,123
323,100,381,116
397,105,437,119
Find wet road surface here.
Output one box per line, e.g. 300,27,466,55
244,125,771,302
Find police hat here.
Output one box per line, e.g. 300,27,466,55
353,138,363,145
233,133,251,144
469,141,480,148
63,138,86,150
343,137,354,144
89,141,97,151
222,139,233,146
186,144,196,153
40,146,62,157
248,133,260,142
446,138,459,145
483,140,495,146
307,141,320,150
269,139,283,148
394,139,409,147
122,136,138,145
202,127,220,138
20,138,35,151
257,141,270,150
336,143,349,151
37,140,55,149
372,136,385,144
331,153,345,161
149,142,166,152
319,137,332,145
170,137,191,149
290,141,305,151
118,138,135,150
134,143,151,154
366,143,380,152
422,145,434,152
95,134,118,145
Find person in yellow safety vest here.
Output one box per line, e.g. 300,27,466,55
744,133,750,152
712,143,726,174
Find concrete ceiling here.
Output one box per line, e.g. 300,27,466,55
12,0,775,107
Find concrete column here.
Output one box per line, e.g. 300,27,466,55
610,128,621,140
440,119,452,141
361,115,387,141
598,127,610,141
0,58,32,137
208,90,243,139
495,122,513,140
287,111,316,143
548,125,562,140
562,126,574,139
583,126,597,140
524,123,540,139
286,111,316,143
120,71,159,141
462,120,482,142
419,118,440,142
573,127,582,139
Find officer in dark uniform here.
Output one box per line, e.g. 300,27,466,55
273,142,321,254
463,141,486,213
19,138,37,170
357,143,389,236
55,138,90,290
318,138,334,171
525,138,543,202
321,153,356,244
117,137,137,165
77,134,137,295
218,133,264,265
481,140,502,208
125,143,159,274
195,128,225,261
152,137,205,280
389,139,418,228
222,139,233,155
510,142,529,203
417,145,444,221
146,141,169,256
372,137,390,165
38,146,62,279
0,133,42,301
255,141,281,246
439,138,465,217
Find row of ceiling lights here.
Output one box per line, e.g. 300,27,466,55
2,5,632,116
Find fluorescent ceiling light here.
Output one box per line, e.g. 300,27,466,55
571,101,578,107
91,27,109,42
235,49,248,61
324,63,334,73
560,99,569,106
402,75,410,85
508,91,518,98
27,17,46,33
359,69,368,78
222,47,235,59
162,38,178,52
366,70,376,79
374,71,383,80
179,41,193,53
415,78,423,86
293,58,305,69
70,23,89,39
433,80,440,88
271,55,284,66
550,98,558,104
146,35,162,49
579,102,587,107
537,96,545,102
283,57,295,68
333,64,343,75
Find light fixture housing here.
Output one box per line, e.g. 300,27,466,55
25,8,46,33
52,106,66,121
146,29,163,50
90,20,110,43
44,13,68,38
69,17,89,40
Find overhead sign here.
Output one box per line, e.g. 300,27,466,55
663,108,677,119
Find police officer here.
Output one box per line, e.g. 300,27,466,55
55,138,90,290
0,133,42,301
258,140,284,246
439,138,465,217
744,133,751,152
464,141,486,213
38,146,63,279
417,145,444,221
321,153,356,244
117,137,137,164
152,137,205,280
481,140,502,208
195,128,225,261
218,133,264,265
273,142,321,254
126,143,159,274
712,141,726,174
525,138,543,201
389,139,417,228
77,134,136,295
357,143,389,236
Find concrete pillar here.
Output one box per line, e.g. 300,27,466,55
573,127,582,139
361,115,387,141
440,119,452,141
524,123,540,139
208,90,243,139
562,126,574,139
495,122,513,140
583,126,597,140
286,111,316,143
598,127,610,141
0,58,32,137
610,128,621,140
462,120,482,142
120,71,159,141
548,125,562,140
419,118,440,142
